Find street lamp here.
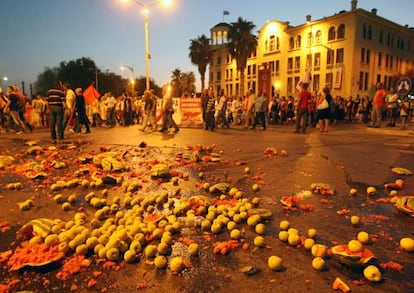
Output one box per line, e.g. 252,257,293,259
121,65,136,93
121,0,173,92
0,76,8,87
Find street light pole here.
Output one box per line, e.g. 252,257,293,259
144,10,150,91
124,0,173,92
121,65,136,93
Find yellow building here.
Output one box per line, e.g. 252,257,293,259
209,0,414,99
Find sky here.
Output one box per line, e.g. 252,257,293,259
0,0,413,94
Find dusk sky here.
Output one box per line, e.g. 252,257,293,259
0,0,413,93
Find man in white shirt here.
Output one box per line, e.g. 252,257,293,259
63,83,76,131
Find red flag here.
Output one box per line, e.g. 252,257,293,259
83,83,100,105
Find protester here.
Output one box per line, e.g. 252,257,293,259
295,82,311,133
74,88,91,134
244,88,256,128
368,82,387,128
140,91,156,131
103,92,117,127
316,87,333,132
91,97,104,127
46,81,66,142
215,89,229,128
5,86,26,134
204,88,216,131
250,91,267,130
63,83,76,132
386,86,399,127
159,87,179,133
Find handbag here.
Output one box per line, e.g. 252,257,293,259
317,97,329,110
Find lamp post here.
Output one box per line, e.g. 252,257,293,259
0,76,8,87
123,0,173,92
121,65,136,93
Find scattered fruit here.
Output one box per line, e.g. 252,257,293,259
332,277,351,292
307,228,317,238
357,231,370,244
363,265,382,282
349,188,358,196
348,240,363,253
268,255,283,271
169,256,184,272
366,186,376,196
400,237,414,252
279,220,290,230
350,216,360,225
312,257,327,271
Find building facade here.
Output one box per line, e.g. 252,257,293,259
208,0,414,99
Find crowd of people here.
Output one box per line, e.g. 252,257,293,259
0,81,412,140
199,82,413,133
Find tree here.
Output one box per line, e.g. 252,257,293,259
180,72,196,96
189,34,211,91
171,68,182,97
227,17,257,96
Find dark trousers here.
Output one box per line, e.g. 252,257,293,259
161,110,179,131
49,105,64,140
205,111,215,130
252,111,266,129
296,108,309,133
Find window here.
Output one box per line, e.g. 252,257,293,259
217,57,222,65
217,71,221,81
306,54,312,68
367,25,372,40
315,30,322,44
227,54,232,63
359,72,364,90
269,35,275,52
307,32,313,47
361,48,365,63
247,65,251,76
296,35,302,48
328,26,336,41
314,53,321,68
379,30,383,44
378,52,382,67
275,60,280,73
364,72,369,90
390,56,393,69
276,37,280,50
288,58,293,71
252,64,257,75
326,72,333,89
366,49,370,64
338,24,345,39
327,50,334,65
336,48,344,64
294,77,300,89
289,37,294,49
313,74,320,92
295,56,301,70
363,24,372,40
385,54,389,68
287,77,293,93
269,61,274,73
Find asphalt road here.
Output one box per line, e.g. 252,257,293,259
0,122,413,293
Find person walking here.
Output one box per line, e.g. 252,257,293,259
159,87,179,133
368,82,386,128
103,92,117,127
5,86,26,134
244,88,256,128
386,86,399,127
74,88,91,134
215,89,229,128
62,83,76,132
46,81,66,143
295,82,311,133
251,92,267,130
140,91,156,131
204,88,216,131
316,87,332,132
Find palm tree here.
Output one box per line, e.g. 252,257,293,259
181,72,196,96
189,34,211,91
171,68,182,97
227,17,257,96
